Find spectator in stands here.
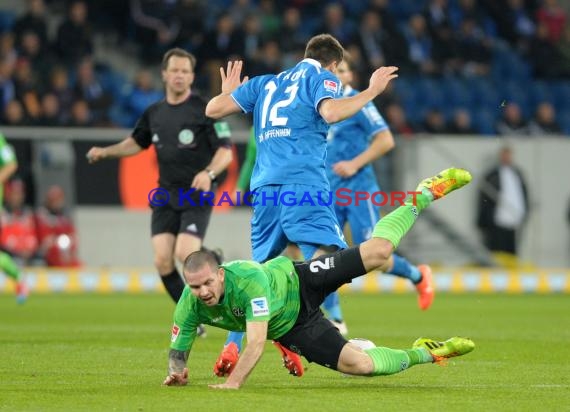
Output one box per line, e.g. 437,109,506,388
3,100,28,126
35,185,80,267
423,0,452,44
558,26,570,75
0,32,17,66
258,0,280,39
39,93,63,126
130,0,180,63
353,11,389,71
0,58,16,116
536,0,567,43
18,31,53,84
446,109,476,134
278,7,307,67
316,3,355,45
48,66,74,121
506,0,536,51
384,103,415,137
431,22,461,74
125,69,163,123
228,0,258,26
13,0,49,51
529,22,568,78
13,58,41,123
0,178,39,265
175,0,207,53
73,57,112,124
404,14,437,75
457,18,492,76
55,0,93,65
241,14,264,63
248,39,282,77
529,102,562,135
421,108,447,133
496,103,530,135
477,146,529,256
68,99,93,127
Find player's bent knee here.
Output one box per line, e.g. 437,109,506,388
337,344,375,376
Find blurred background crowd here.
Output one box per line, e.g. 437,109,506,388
0,0,569,135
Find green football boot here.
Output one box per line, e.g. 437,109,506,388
413,337,475,364
416,168,472,202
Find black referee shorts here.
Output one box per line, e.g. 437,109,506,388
151,202,212,238
276,247,367,370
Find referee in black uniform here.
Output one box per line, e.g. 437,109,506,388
87,48,232,304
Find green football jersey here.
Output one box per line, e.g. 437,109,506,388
170,256,301,352
0,133,16,204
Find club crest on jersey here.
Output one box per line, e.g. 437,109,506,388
178,129,194,145
324,79,338,93
232,307,245,317
171,324,180,342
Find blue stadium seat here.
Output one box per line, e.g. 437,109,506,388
550,81,570,112
442,77,474,108
471,78,501,109
501,81,531,117
559,109,570,135
473,108,498,135
416,78,446,109
529,80,554,108
0,11,16,32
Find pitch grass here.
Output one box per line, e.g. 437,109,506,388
1,293,569,412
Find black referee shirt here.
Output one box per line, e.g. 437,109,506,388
131,94,231,189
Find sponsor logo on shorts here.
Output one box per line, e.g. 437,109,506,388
171,324,180,342
251,297,269,317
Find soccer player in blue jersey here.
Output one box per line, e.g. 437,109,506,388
326,56,434,318
206,34,398,377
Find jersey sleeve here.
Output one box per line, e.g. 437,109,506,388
0,134,16,167
241,269,272,323
231,75,270,113
205,116,232,152
169,288,200,351
358,102,389,140
311,71,342,111
131,109,152,149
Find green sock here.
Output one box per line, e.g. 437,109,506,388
364,347,411,376
404,347,434,365
371,194,430,249
0,252,21,281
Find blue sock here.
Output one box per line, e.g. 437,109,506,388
389,254,422,284
322,291,343,321
225,331,244,352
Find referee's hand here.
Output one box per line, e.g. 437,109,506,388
191,171,212,192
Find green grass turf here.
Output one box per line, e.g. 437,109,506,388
1,293,569,411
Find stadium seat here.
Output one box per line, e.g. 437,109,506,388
550,81,570,112
442,77,474,107
473,108,498,135
559,109,570,135
0,10,16,32
529,80,554,107
471,78,501,109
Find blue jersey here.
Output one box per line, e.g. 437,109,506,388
231,58,342,191
326,86,388,190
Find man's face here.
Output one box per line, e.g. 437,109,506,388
162,56,194,95
185,265,225,306
336,60,353,87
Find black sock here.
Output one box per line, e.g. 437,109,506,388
160,269,185,303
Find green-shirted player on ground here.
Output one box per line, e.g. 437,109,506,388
0,132,28,303
164,168,475,389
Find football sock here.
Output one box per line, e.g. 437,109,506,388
225,331,245,352
389,254,422,284
0,252,20,281
364,346,432,376
322,291,343,322
160,269,185,303
372,194,430,249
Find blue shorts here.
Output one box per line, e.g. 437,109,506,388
251,184,347,262
333,182,381,245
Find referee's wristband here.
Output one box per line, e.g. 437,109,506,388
205,169,216,180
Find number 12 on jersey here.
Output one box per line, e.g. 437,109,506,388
260,81,299,128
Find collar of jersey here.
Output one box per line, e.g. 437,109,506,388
301,58,322,70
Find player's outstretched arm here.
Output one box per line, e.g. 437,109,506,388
209,320,268,390
163,349,190,386
86,137,143,163
319,66,398,124
206,60,249,119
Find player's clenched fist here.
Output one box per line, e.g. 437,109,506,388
86,147,106,164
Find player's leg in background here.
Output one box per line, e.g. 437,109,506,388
348,197,434,310
0,250,27,303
